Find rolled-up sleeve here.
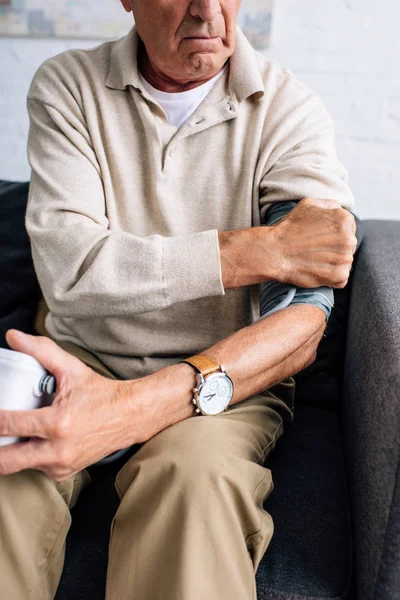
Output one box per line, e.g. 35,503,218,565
258,77,355,223
255,76,355,323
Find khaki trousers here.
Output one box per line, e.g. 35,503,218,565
0,322,295,600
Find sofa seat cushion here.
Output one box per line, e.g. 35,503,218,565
258,404,354,600
55,405,353,600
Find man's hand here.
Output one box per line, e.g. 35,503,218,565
271,198,357,289
0,330,143,482
0,330,197,482
219,197,357,290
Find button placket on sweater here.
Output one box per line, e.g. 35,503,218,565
161,97,239,172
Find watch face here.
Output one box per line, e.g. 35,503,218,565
198,373,234,415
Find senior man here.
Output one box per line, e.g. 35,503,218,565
0,1,357,599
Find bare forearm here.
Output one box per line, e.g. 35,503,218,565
218,227,280,288
200,303,325,402
125,304,326,441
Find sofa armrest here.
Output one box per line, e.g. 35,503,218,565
343,220,400,600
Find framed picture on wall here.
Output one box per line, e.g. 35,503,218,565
0,0,273,49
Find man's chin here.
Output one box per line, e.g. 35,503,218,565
184,52,227,78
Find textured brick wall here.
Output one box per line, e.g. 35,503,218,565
1,0,399,219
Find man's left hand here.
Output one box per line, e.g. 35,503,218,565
0,330,144,482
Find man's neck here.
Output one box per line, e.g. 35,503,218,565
138,40,227,93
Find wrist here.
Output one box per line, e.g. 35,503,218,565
218,230,238,289
267,222,291,284
121,363,197,442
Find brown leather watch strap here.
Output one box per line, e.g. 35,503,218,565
180,354,220,377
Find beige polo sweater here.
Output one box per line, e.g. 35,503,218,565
26,26,355,380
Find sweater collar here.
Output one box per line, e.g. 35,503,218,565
105,25,264,103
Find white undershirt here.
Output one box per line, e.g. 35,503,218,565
139,67,226,129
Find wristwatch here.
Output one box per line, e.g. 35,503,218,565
179,354,234,416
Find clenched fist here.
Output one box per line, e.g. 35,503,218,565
271,198,357,289
219,197,358,291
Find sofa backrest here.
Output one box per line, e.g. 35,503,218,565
0,181,42,348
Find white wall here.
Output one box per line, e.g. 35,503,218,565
1,0,399,220
264,0,400,220
0,36,103,181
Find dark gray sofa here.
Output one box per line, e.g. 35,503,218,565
1,180,399,600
